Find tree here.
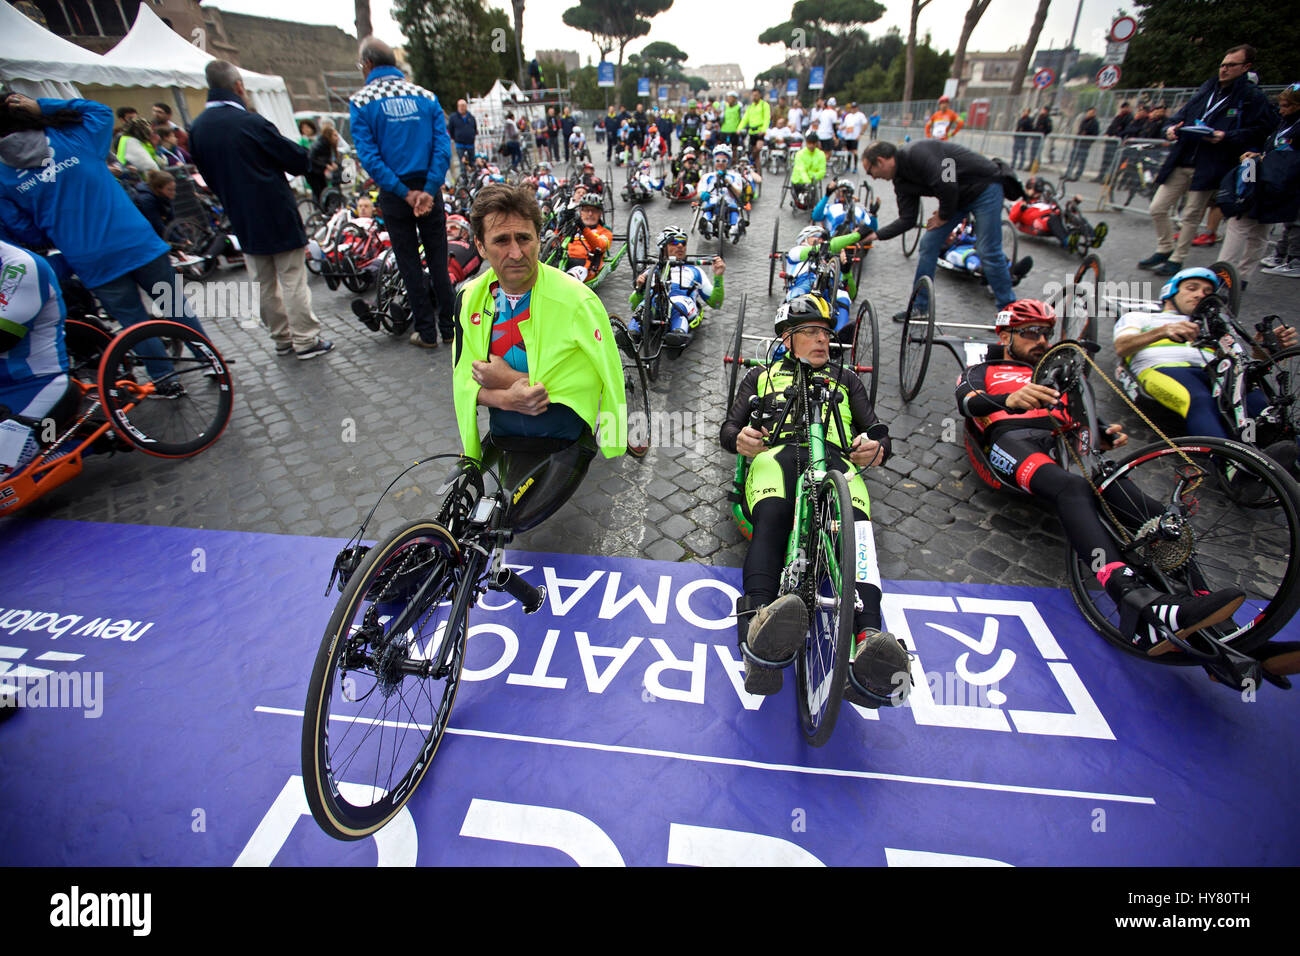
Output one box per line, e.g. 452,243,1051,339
511,0,526,87
562,0,674,89
758,0,886,92
394,0,517,104
1008,0,1051,97
950,0,993,82
842,32,950,104
1122,0,1294,87
903,0,934,106
355,0,372,41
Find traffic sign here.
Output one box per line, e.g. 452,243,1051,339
1109,16,1138,43
1103,41,1128,65
1096,64,1121,90
1032,68,1055,90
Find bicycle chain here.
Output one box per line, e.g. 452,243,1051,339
1040,340,1203,547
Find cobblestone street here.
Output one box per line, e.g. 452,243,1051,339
19,158,1295,590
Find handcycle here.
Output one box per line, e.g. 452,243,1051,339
692,173,746,257
0,318,233,514
302,420,644,840
777,168,818,216
1007,177,1109,257
771,184,876,296
1112,280,1299,465
898,255,1104,403
1105,141,1165,209
628,242,722,381
963,337,1300,690
725,337,894,745
538,202,648,291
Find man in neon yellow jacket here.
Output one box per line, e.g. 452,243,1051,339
453,184,628,466
788,137,826,209
720,91,743,150
741,89,771,163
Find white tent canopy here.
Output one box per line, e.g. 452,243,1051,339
0,2,297,139
102,4,296,138
0,1,156,94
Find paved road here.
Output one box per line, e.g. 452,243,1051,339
20,156,1296,590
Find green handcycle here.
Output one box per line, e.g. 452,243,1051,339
730,341,893,745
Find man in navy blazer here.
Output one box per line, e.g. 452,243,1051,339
190,60,333,359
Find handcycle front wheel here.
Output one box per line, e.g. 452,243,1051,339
901,202,924,258
301,520,467,840
850,296,879,408
98,320,233,458
610,315,651,458
795,470,857,747
1066,436,1300,662
725,293,749,411
898,275,935,403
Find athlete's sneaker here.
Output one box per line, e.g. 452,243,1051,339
844,629,911,708
1138,251,1170,270
1191,232,1219,246
151,380,186,399
408,332,438,349
1010,255,1034,284
1258,255,1285,270
1066,231,1080,254
1152,259,1182,277
740,595,808,696
1091,222,1109,247
1125,588,1247,656
274,341,294,356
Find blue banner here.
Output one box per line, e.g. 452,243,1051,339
787,78,799,97
637,77,650,97
658,85,668,102
768,88,778,101
1,519,1297,865
597,61,614,88
809,66,825,90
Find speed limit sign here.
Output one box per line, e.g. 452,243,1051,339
1096,64,1121,90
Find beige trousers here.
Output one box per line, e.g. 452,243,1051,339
1220,215,1271,278
1149,165,1212,263
244,248,322,350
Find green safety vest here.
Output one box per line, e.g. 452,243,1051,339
720,101,743,133
753,359,854,447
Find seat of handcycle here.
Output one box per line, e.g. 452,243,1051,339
480,427,598,533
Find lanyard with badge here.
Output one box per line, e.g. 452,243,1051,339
1274,119,1298,150
1199,90,1231,125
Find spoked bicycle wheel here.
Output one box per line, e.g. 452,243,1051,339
98,321,233,457
1066,437,1300,662
850,296,879,408
898,275,935,403
1209,259,1243,316
610,315,651,458
796,470,856,747
627,205,650,275
902,202,924,258
725,293,749,411
1055,253,1103,356
302,520,468,840
768,218,780,296
1253,345,1300,448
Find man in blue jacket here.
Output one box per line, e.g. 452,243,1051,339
1138,45,1275,278
350,37,454,348
190,61,332,359
447,99,477,174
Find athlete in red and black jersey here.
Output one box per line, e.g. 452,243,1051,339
956,299,1246,654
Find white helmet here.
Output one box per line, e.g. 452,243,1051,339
712,144,732,161
796,225,827,244
573,125,582,133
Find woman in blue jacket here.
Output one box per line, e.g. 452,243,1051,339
0,91,205,380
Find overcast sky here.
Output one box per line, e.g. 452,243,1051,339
205,0,1126,86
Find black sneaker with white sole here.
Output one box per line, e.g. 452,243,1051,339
295,338,335,360
1123,588,1247,656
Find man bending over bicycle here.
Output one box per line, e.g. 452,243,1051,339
720,294,910,705
958,299,1246,652
0,240,72,477
626,227,725,348
1113,267,1297,468
453,184,627,521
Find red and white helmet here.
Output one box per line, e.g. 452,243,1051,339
446,214,471,242
995,299,1057,330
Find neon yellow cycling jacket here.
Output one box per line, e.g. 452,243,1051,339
453,263,628,461
790,145,826,185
